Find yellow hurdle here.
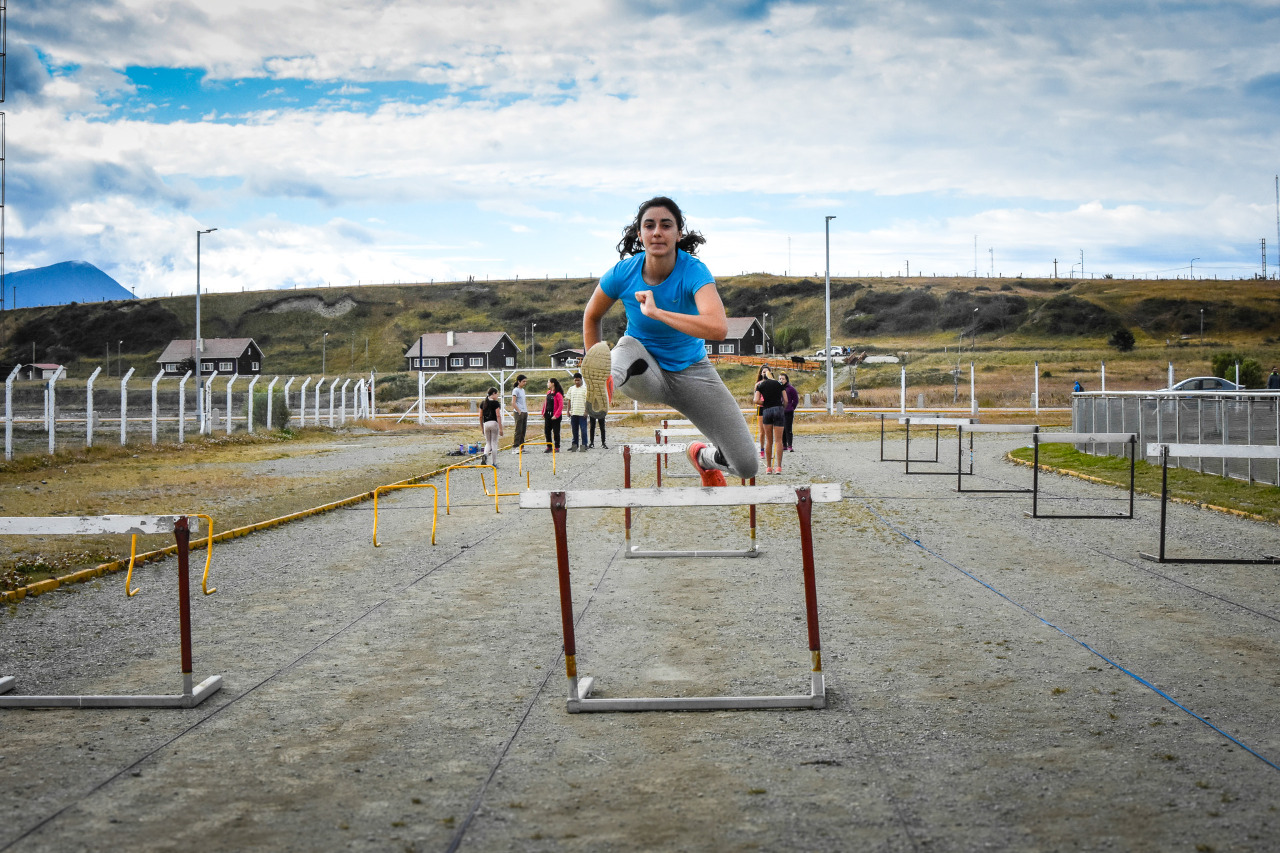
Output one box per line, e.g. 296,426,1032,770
372,483,439,547
444,464,502,515
515,439,557,476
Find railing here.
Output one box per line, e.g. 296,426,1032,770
1072,390,1280,485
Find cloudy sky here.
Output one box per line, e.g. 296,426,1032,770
7,0,1280,298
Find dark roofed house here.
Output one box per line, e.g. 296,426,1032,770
551,349,584,368
404,331,519,372
157,338,264,377
705,317,769,357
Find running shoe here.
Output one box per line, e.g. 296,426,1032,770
581,342,613,417
686,441,727,488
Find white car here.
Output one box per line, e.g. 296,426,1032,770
1167,376,1241,392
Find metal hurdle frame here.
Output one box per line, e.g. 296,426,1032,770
443,464,503,515
619,444,759,558
512,439,557,477
878,413,943,464
655,422,703,476
522,483,841,712
1139,443,1280,564
898,416,977,474
372,483,439,547
0,515,223,709
955,423,1041,493
1025,432,1137,519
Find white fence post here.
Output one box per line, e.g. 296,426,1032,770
328,378,337,427
1168,362,1175,388
1034,361,1040,414
899,367,906,414
418,370,426,425
177,370,192,444
314,378,326,426
5,365,20,461
369,370,377,418
202,370,219,436
246,375,260,434
298,377,311,427
340,379,351,424
1101,360,1107,393
151,370,165,445
222,371,235,432
354,379,366,419
280,377,294,429
267,376,280,430
120,367,135,446
970,362,977,416
85,366,103,447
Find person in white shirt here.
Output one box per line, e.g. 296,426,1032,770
510,374,529,449
565,373,589,451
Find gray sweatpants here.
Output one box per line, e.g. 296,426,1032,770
612,336,759,480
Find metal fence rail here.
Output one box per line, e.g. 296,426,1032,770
1072,391,1280,485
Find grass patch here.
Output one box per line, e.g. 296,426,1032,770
1008,444,1280,522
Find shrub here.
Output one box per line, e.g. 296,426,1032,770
1210,352,1264,388
252,390,292,430
774,326,811,352
1024,295,1119,336
1108,327,1136,352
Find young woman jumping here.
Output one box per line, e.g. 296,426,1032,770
580,196,758,486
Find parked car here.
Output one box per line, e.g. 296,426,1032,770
1166,376,1242,392
564,357,580,368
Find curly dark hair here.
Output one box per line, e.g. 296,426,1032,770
615,196,707,258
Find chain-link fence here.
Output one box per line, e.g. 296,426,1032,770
1072,391,1280,485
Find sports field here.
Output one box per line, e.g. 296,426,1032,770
2,425,1278,851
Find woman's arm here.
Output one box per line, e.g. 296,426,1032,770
583,286,617,350
634,283,729,341
553,393,564,419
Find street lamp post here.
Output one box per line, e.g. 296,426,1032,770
1190,257,1200,279
117,340,123,378
762,312,769,356
1200,308,1204,345
196,227,217,435
322,331,328,374
824,215,836,414
531,322,537,368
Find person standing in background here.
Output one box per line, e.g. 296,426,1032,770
478,387,503,468
754,368,786,474
780,372,799,452
565,373,589,451
541,378,564,452
588,407,608,449
1268,367,1280,390
754,364,772,459
510,374,529,449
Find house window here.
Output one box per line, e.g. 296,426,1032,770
718,344,735,354
755,345,764,354
450,357,464,367
251,361,260,371
165,363,177,372
505,357,515,367
705,344,713,354
201,362,214,373
426,358,440,367
219,361,234,372
469,357,483,367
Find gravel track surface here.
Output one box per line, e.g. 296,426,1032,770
2,427,1279,852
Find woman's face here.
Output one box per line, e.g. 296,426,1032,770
639,205,680,259
780,374,789,385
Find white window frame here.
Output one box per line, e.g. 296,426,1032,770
755,345,764,354
718,344,735,354
705,344,713,355
251,361,260,371
426,357,440,367
469,357,483,367
218,361,234,372
505,357,515,367
449,357,465,367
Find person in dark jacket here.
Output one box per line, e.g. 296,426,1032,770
780,372,799,452
1268,367,1280,390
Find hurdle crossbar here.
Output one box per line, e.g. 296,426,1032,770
658,420,702,472
619,445,758,557
1139,443,1280,564
1025,432,1137,519
372,483,438,547
0,515,222,709
955,423,1040,493
878,414,946,464
522,484,840,713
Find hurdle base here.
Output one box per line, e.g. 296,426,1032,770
1023,511,1132,520
567,671,824,713
1138,552,1280,565
0,674,223,709
626,546,761,559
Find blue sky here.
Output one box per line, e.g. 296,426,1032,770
6,0,1280,299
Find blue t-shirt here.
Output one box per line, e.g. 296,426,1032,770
599,249,715,371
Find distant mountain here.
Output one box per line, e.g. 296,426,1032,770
7,261,135,309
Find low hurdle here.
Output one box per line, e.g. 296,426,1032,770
898,416,977,474
444,464,505,515
955,423,1041,493
877,413,954,464
1025,432,1137,519
0,515,222,709
655,421,703,476
372,483,439,547
521,484,841,712
1139,443,1280,564
512,439,557,477
619,444,759,558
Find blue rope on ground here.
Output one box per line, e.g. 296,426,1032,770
857,499,1280,774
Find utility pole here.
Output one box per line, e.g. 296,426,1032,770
1263,239,1268,280
1053,258,1057,278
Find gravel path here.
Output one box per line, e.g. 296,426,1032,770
2,425,1279,851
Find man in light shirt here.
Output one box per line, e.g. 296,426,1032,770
565,372,589,451
511,374,529,449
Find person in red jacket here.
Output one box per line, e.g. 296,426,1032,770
541,377,564,452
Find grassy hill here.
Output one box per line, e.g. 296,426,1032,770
3,273,1277,409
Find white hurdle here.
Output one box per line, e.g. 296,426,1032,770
618,443,758,557
1027,432,1138,519
955,422,1041,493
0,515,222,709
1140,443,1280,564
521,483,841,713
